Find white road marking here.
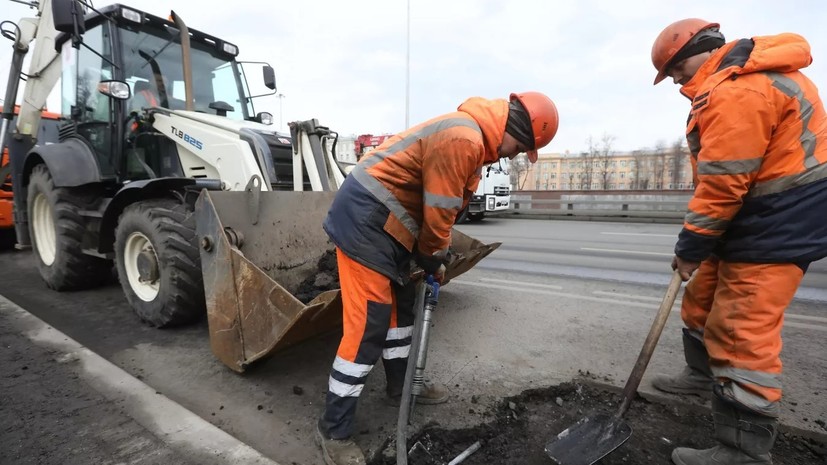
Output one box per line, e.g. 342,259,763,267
784,322,827,332
594,290,827,324
783,314,827,323
0,295,278,465
581,247,673,256
452,280,827,332
601,232,676,238
453,280,672,311
478,277,563,290
593,290,670,302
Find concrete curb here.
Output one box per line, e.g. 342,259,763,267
0,294,281,465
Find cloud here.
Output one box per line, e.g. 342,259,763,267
2,0,826,154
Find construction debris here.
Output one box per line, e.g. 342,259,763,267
294,250,340,304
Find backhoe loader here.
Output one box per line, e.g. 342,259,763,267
0,103,60,248
0,0,499,373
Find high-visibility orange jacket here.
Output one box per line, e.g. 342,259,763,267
677,33,827,264
323,97,508,282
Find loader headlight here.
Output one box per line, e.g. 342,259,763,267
121,7,143,23
256,112,273,125
221,42,239,56
98,80,131,100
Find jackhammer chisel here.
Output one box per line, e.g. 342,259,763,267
396,274,440,465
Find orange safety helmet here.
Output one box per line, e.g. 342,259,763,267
510,91,559,163
651,18,720,85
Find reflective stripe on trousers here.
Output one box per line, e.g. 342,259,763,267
320,248,416,439
680,258,803,417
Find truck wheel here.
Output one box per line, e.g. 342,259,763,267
27,164,111,289
114,199,205,327
468,212,485,222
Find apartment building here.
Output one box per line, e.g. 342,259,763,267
517,148,694,191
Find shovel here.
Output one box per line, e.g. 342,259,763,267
544,270,683,465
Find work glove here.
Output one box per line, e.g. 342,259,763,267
415,251,448,283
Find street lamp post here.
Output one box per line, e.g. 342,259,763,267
405,0,410,129
277,93,286,129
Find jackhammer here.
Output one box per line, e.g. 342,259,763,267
396,274,440,465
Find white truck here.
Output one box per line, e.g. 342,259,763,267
458,163,511,222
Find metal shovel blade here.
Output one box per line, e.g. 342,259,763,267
544,413,632,465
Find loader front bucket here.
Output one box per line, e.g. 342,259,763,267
195,188,501,373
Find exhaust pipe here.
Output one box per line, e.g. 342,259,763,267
169,11,194,111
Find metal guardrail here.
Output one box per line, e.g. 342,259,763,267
504,198,689,221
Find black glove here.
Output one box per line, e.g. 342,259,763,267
415,251,444,275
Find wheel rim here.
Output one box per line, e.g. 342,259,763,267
123,231,160,301
32,192,57,266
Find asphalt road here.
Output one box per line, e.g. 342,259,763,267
1,218,824,465
459,217,827,300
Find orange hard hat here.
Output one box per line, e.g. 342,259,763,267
651,18,720,85
510,92,559,163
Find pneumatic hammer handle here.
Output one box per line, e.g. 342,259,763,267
412,275,440,396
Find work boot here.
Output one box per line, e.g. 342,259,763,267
671,398,777,465
382,357,450,406
653,328,714,398
385,380,449,406
316,421,366,465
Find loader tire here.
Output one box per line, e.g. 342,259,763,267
114,199,205,327
27,164,111,290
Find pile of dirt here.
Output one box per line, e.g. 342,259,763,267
371,382,826,465
294,250,340,304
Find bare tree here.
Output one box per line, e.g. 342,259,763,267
653,141,667,189
671,138,684,189
509,154,532,190
77,71,95,121
595,133,615,190
567,161,576,189
580,144,594,190
631,150,644,189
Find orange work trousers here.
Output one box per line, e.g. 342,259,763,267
681,257,804,417
320,247,415,439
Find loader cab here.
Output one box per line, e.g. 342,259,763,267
55,3,275,181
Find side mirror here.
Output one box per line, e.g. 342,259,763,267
52,0,85,35
98,80,130,100
263,66,276,91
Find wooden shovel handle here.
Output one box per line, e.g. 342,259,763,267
615,270,683,418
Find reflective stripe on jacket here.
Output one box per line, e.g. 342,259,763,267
323,97,508,282
677,33,827,263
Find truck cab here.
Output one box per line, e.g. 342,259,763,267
460,163,511,222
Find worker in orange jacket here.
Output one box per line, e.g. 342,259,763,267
651,19,827,465
316,92,559,465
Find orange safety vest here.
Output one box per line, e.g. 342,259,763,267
675,33,827,264
323,97,508,282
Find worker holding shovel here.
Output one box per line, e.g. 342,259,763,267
313,92,559,465
651,18,827,465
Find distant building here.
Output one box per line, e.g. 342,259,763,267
326,134,358,165
517,147,694,191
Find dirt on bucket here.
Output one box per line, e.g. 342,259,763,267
370,381,826,465
294,249,340,304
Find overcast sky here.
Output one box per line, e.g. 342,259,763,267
2,0,826,154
